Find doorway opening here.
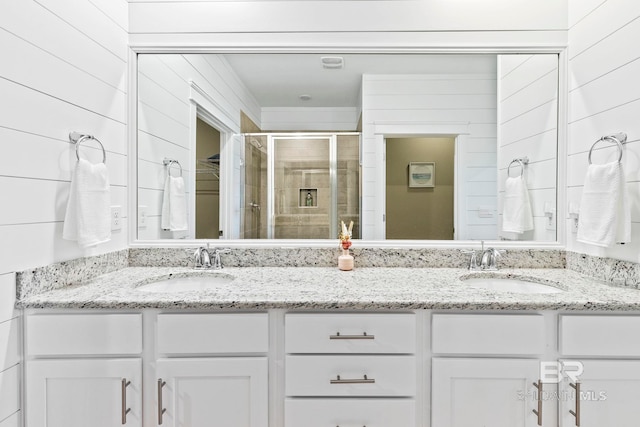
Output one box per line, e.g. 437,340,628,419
385,137,455,240
195,118,221,239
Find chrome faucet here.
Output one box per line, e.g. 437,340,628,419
194,246,211,269
479,247,504,270
463,241,505,270
194,246,231,270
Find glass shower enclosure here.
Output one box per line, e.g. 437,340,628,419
241,133,360,240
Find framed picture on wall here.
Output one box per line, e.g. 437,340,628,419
408,162,435,188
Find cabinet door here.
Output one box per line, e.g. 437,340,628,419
156,358,268,427
432,358,541,427
559,360,640,426
26,359,141,427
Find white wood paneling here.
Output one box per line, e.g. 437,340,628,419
261,107,358,131
0,274,16,323
567,0,640,262
0,411,20,427
0,0,126,92
568,0,640,59
0,221,129,274
129,1,567,34
35,0,128,60
0,365,20,423
0,320,20,371
0,30,126,123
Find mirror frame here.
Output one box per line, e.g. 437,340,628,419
128,45,568,250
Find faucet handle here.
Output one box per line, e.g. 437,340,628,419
461,249,479,270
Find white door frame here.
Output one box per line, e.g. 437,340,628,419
374,122,470,240
189,81,239,239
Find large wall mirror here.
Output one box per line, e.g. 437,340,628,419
136,52,559,243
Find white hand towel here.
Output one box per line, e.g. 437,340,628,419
502,176,534,234
577,162,630,247
161,175,188,231
63,158,112,247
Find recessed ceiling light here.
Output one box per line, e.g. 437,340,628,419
299,94,312,101
321,56,344,69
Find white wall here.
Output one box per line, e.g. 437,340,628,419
128,0,567,47
137,54,262,239
0,0,129,424
360,74,497,240
497,54,559,242
567,0,640,263
261,107,359,131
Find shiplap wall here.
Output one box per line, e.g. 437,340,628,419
137,54,261,239
261,107,359,131
497,54,559,242
567,0,640,262
0,0,128,424
128,0,567,48
360,74,497,240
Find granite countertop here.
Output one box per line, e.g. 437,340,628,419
16,266,640,311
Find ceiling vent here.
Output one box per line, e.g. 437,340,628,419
321,56,344,69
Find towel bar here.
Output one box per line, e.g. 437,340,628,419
588,132,627,165
69,132,107,164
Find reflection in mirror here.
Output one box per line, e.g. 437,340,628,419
240,133,360,240
136,53,558,243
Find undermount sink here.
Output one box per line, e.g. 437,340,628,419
135,273,235,293
460,275,564,294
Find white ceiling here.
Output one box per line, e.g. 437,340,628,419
222,53,497,108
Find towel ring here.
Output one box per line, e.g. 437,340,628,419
163,158,183,177
507,157,529,178
588,133,627,165
69,132,106,164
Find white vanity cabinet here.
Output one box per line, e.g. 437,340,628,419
431,314,549,427
152,313,269,427
284,313,417,426
558,315,640,426
24,312,143,427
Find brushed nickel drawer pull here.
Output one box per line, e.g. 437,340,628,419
569,382,580,426
158,379,167,425
532,380,543,426
330,374,375,384
121,378,131,425
330,332,375,340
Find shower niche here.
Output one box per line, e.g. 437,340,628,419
241,133,360,240
299,189,318,208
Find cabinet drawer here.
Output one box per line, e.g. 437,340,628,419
285,398,415,426
285,313,415,354
157,313,268,354
26,313,142,356
560,315,640,356
432,313,545,355
285,355,416,396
